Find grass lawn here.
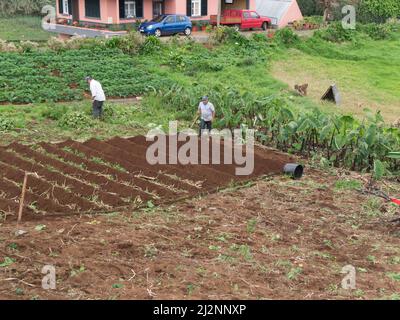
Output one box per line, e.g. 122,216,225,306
272,36,400,123
0,16,51,41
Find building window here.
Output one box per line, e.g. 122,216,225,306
120,0,143,19
191,0,201,17
62,0,69,14
85,0,101,18
125,1,136,18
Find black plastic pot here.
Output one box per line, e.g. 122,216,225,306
283,163,304,179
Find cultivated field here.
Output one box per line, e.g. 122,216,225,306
0,136,292,220
0,165,399,300
0,17,399,300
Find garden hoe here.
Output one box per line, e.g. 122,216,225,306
190,115,200,129
358,187,400,222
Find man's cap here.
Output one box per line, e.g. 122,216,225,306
85,76,92,81
201,96,209,101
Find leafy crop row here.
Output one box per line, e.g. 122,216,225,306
0,48,173,103
154,85,400,174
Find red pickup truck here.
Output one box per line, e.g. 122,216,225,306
210,10,271,31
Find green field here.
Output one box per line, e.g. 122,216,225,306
273,34,400,123
0,16,51,41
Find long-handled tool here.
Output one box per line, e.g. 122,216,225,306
358,187,400,222
190,114,199,129
359,188,400,206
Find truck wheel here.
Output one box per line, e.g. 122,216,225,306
233,24,240,32
262,22,268,31
184,27,192,36
155,29,162,37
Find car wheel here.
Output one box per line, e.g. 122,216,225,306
155,29,162,37
184,27,192,36
262,22,268,31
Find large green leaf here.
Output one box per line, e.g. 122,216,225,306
388,152,400,159
373,160,386,180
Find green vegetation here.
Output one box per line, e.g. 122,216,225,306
0,100,180,144
358,0,400,23
0,46,171,103
0,23,399,175
0,257,15,267
0,0,54,16
273,23,400,122
334,179,362,190
0,16,51,41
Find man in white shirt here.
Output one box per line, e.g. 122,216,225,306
198,96,215,136
85,76,106,119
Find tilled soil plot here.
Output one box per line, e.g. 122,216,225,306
0,136,294,220
0,168,399,300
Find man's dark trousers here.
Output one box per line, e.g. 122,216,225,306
92,100,104,119
199,119,212,136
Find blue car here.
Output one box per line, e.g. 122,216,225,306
139,15,192,37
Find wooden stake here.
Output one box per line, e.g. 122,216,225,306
17,172,29,224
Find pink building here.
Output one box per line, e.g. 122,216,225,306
56,0,257,26
255,0,303,28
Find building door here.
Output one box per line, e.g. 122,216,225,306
153,0,164,17
72,0,80,21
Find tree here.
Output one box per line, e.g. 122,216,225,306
0,0,54,16
319,0,336,21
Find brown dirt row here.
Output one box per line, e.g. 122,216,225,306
0,197,18,214
38,142,178,199
0,161,99,212
1,135,295,217
106,137,233,188
129,135,265,186
7,143,153,203
0,177,69,214
128,135,291,177
0,149,126,208
56,139,189,198
0,196,36,220
82,139,200,193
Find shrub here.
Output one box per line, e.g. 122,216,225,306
106,31,144,55
140,36,162,54
207,26,247,45
64,36,105,50
315,22,356,42
274,27,300,46
102,104,135,124
0,0,53,16
358,0,400,24
19,40,39,53
0,116,16,131
236,57,256,67
251,33,269,43
359,23,395,40
41,104,68,121
58,111,93,129
47,37,66,52
0,39,19,52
